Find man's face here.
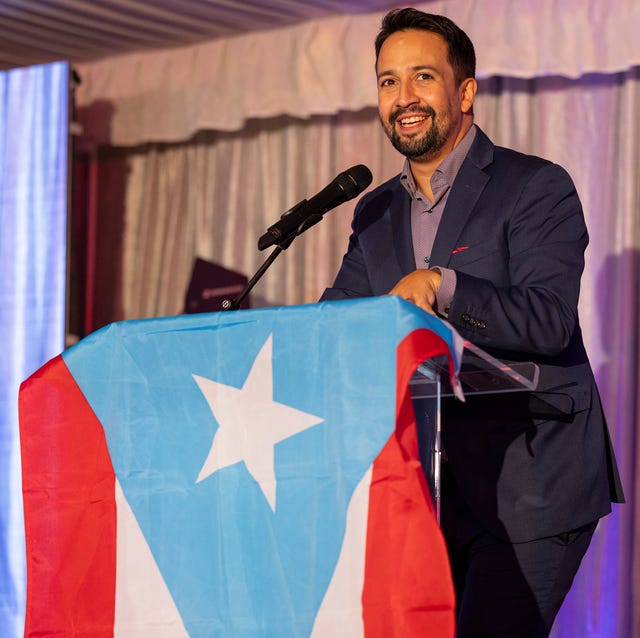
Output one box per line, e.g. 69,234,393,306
376,29,468,161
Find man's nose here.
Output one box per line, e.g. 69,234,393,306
397,81,419,107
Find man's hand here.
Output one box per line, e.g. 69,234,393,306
388,269,442,314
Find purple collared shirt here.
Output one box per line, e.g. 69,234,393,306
399,125,477,316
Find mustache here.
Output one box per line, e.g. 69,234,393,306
389,106,436,125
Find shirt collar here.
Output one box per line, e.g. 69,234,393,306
400,124,477,200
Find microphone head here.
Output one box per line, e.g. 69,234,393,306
337,164,373,199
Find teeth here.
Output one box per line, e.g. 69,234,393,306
400,116,426,125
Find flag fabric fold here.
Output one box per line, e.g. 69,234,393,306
19,296,461,637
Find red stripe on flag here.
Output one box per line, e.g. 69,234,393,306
19,355,116,638
363,328,456,637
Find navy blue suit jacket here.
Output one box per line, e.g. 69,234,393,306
322,127,623,542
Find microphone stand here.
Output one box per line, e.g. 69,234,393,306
221,214,321,311
221,164,372,311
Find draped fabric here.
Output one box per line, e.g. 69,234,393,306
68,1,639,635
73,0,640,146
117,113,400,316
0,62,69,638
19,297,460,638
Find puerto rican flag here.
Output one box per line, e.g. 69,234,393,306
19,296,461,637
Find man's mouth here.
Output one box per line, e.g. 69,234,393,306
398,114,428,128
390,108,434,131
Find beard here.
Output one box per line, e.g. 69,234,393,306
381,105,452,160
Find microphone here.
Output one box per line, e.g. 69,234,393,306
257,164,372,250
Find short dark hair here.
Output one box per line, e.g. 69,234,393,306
375,8,476,86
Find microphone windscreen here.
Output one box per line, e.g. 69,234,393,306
340,164,373,198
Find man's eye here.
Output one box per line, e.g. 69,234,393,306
418,73,433,81
379,78,395,87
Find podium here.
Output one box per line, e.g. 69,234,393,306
19,297,533,637
411,340,539,520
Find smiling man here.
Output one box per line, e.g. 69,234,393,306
377,28,475,173
321,8,624,638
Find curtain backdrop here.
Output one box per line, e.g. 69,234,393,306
71,1,639,635
0,62,69,638
117,112,399,316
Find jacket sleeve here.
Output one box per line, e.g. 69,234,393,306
319,236,374,301
319,195,378,301
446,162,588,357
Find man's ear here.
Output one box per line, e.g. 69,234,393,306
460,78,477,114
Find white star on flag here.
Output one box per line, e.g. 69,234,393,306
193,334,323,511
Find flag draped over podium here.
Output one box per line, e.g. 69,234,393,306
19,296,462,637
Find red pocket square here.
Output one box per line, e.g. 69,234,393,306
452,246,470,255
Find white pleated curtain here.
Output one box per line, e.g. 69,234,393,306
74,2,640,636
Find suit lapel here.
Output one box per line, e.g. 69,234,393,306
389,183,415,276
430,128,494,267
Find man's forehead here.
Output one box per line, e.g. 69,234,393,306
376,29,450,74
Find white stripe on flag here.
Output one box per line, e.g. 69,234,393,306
114,479,189,637
310,466,371,637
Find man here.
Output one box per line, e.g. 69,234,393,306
321,8,624,637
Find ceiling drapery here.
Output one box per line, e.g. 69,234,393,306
0,0,403,71
74,0,640,147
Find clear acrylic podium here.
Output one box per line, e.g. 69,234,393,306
410,340,539,521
